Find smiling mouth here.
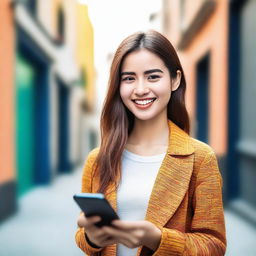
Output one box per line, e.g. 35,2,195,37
132,98,156,107
132,98,156,105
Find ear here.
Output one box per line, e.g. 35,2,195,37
171,70,182,92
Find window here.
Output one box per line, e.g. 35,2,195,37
56,7,65,44
26,0,37,16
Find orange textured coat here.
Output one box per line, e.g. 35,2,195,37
75,121,226,255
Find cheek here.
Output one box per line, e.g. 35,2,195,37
120,85,131,102
155,86,171,99
157,79,172,98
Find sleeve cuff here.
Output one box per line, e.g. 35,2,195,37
152,228,185,256
85,233,102,249
75,227,103,253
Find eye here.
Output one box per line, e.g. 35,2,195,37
148,75,160,81
121,76,135,82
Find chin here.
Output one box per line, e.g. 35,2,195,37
133,114,157,122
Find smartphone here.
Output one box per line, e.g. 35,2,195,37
73,193,119,227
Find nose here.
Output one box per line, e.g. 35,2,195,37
134,79,150,96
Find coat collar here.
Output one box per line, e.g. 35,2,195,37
167,120,194,156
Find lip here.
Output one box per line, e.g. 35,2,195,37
132,98,156,110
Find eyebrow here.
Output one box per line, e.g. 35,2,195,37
121,69,164,76
144,69,163,75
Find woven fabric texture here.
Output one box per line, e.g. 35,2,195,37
75,121,226,256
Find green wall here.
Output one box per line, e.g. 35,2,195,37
15,53,35,196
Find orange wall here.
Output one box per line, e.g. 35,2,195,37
165,0,228,155
0,0,15,183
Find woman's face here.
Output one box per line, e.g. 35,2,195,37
119,49,181,122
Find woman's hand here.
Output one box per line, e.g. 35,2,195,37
77,214,161,251
104,220,162,251
77,214,116,248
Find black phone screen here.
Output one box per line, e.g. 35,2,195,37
73,193,119,227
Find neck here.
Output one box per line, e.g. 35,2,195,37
128,117,169,147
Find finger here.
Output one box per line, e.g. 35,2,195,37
87,215,102,224
86,228,114,247
89,225,118,243
99,236,117,247
77,215,101,228
102,226,140,247
88,231,110,246
98,233,133,249
111,220,142,230
117,237,139,249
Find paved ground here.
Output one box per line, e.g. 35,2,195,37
0,167,84,256
225,209,256,256
0,166,255,256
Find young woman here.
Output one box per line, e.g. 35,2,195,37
75,30,226,256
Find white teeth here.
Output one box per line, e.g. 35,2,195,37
134,99,154,105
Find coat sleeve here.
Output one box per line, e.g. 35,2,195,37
152,151,226,256
75,149,103,255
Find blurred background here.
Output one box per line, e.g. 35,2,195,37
0,0,255,255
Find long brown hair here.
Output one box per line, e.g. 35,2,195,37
95,30,190,193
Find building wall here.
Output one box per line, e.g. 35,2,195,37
37,0,56,38
0,0,16,221
227,0,256,223
74,3,98,159
37,0,96,169
0,0,15,184
163,0,181,46
75,4,95,109
0,0,95,221
163,0,256,224
183,0,206,29
163,0,228,156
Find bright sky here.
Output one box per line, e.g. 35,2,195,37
78,0,162,60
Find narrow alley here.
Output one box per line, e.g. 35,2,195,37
0,165,255,256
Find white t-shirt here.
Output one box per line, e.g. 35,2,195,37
117,149,166,256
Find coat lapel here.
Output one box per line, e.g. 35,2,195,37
144,121,194,228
